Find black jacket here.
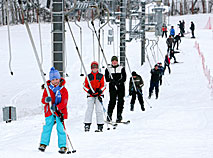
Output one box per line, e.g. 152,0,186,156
166,37,174,47
190,22,195,31
105,65,126,92
174,35,181,42
150,69,160,83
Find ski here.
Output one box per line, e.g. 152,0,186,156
94,129,103,132
116,120,130,124
105,121,118,127
171,61,184,64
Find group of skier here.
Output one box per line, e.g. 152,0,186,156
37,19,196,154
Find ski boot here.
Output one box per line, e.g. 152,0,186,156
38,144,47,152
130,104,134,111
116,116,122,123
58,147,67,154
141,106,145,111
95,124,104,132
84,123,91,132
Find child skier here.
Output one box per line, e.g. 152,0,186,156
38,67,69,154
129,71,145,111
83,61,106,132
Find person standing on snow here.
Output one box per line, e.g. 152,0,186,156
190,21,195,38
170,26,175,37
157,62,164,86
39,67,69,154
148,64,161,99
105,56,126,123
169,49,178,63
83,61,106,132
164,54,171,74
173,33,181,50
162,24,168,38
129,71,145,111
166,35,174,52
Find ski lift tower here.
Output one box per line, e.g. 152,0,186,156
51,0,65,77
152,0,165,36
120,0,126,67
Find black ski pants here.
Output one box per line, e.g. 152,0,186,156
149,81,159,98
162,31,167,38
164,64,171,74
107,88,124,120
130,90,144,108
173,41,179,50
170,53,176,62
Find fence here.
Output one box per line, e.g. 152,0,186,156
194,41,213,95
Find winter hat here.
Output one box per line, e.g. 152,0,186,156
49,67,61,81
154,64,158,68
111,56,118,62
132,71,137,76
91,61,99,69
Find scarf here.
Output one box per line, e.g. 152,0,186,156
49,84,63,106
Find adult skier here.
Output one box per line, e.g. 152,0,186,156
178,21,184,37
158,62,164,85
190,21,195,38
170,49,178,63
166,35,174,52
148,64,161,99
105,56,126,123
83,61,106,132
129,71,145,111
170,26,175,37
39,67,69,154
162,24,168,38
164,54,171,74
173,33,181,50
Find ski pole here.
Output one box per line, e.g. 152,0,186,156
66,17,95,93
6,0,13,75
137,89,152,108
62,122,76,153
98,97,117,129
19,0,53,114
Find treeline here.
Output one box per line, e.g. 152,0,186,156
0,0,51,26
163,0,213,15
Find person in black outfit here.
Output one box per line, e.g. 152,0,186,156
173,33,181,50
190,21,195,38
105,56,126,123
157,62,164,85
166,35,174,52
169,49,178,63
178,21,184,37
129,71,145,111
148,64,160,99
164,54,171,74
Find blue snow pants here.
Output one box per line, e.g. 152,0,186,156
40,115,66,148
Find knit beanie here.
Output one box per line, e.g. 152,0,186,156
49,67,61,81
111,56,118,62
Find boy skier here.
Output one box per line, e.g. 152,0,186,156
39,67,69,154
83,61,106,132
129,71,145,111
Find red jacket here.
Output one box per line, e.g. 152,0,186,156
83,71,106,97
162,26,167,32
41,78,68,119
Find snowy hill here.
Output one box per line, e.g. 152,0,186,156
0,13,213,158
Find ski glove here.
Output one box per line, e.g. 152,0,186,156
45,96,52,103
96,88,103,96
88,89,93,95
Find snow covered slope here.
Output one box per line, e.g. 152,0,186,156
0,14,213,158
